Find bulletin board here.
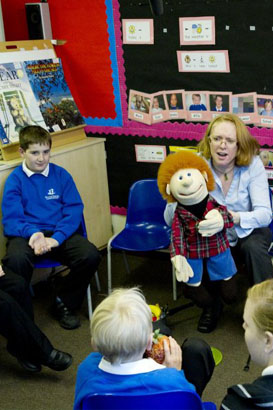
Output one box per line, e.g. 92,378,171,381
86,0,273,212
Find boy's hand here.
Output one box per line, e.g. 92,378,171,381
163,336,182,370
45,237,59,250
0,265,5,277
29,232,51,255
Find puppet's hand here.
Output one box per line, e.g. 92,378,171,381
171,255,194,283
198,209,224,237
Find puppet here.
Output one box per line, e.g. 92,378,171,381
157,150,237,289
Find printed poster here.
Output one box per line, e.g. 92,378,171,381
24,58,84,132
0,62,47,143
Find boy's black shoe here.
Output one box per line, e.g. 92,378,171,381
45,349,72,371
52,299,81,330
197,301,223,333
17,358,42,373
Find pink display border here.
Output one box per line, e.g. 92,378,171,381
179,16,215,46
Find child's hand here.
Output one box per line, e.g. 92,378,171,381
163,336,182,370
45,237,59,250
0,265,5,277
29,232,50,255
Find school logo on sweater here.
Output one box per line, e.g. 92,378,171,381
45,188,59,200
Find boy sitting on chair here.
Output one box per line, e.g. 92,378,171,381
1,125,101,329
74,287,215,409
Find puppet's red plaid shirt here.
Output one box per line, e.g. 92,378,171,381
170,196,234,259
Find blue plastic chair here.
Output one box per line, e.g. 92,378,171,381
81,390,217,410
268,187,273,256
107,179,171,295
33,215,100,319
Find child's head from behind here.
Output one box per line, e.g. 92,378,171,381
243,279,273,367
19,125,52,151
91,287,152,365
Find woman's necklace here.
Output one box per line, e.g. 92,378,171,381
213,163,234,181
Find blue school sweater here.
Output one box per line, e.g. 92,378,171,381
2,163,83,245
74,353,195,410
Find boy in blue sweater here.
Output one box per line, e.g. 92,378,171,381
1,125,101,330
74,287,215,409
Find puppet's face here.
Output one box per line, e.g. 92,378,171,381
167,168,208,206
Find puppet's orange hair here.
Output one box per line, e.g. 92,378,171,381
157,150,215,202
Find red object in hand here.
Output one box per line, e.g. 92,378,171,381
145,329,170,364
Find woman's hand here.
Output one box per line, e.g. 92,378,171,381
228,210,240,225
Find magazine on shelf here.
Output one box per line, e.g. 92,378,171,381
24,58,84,132
0,62,47,143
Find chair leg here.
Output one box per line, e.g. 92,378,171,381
87,284,92,320
94,271,101,292
107,243,112,295
122,250,131,274
172,264,177,301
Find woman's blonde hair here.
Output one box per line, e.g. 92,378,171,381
91,287,152,364
198,113,260,166
247,279,273,334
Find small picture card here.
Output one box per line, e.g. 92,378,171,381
232,92,259,124
256,95,273,128
177,50,230,73
135,145,166,163
185,92,210,122
122,19,154,44
208,91,232,120
151,92,169,124
128,90,151,125
165,90,186,121
179,16,215,45
169,145,198,154
259,148,273,170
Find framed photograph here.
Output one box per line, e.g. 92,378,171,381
259,148,273,169
256,94,273,128
208,91,232,120
185,91,210,122
150,92,168,124
164,90,186,121
128,90,151,125
179,16,215,46
232,92,259,124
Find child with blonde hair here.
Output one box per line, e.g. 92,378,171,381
74,287,215,409
221,279,273,409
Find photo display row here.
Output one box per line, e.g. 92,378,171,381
128,90,273,128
